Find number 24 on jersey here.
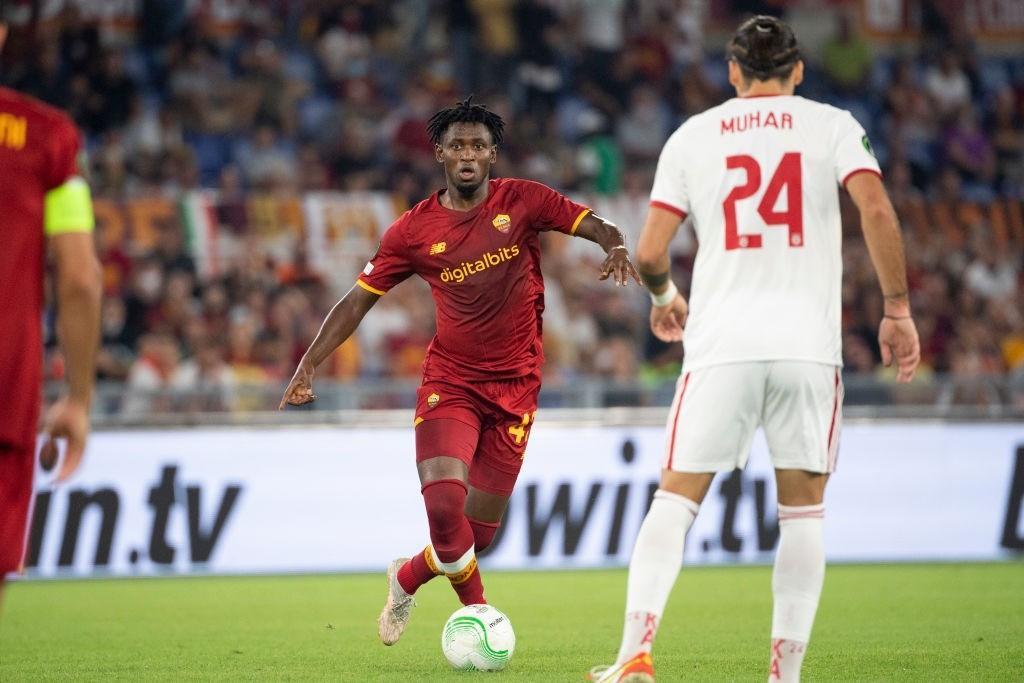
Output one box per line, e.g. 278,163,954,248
723,152,803,250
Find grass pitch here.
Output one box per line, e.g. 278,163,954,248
1,563,1021,681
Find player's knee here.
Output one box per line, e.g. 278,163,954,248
422,478,469,534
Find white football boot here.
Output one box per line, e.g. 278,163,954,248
378,557,415,645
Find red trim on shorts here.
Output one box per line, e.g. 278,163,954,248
649,200,687,219
666,373,691,470
826,368,840,470
841,168,883,188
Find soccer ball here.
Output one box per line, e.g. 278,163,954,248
441,604,515,671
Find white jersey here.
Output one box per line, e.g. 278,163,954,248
650,95,880,370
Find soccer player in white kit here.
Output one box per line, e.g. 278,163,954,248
589,16,921,683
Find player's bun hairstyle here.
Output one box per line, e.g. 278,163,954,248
727,15,800,82
427,95,506,147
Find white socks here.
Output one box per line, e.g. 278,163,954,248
613,495,824,682
616,490,700,663
769,503,825,682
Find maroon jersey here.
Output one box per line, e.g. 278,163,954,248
357,178,590,381
0,87,82,447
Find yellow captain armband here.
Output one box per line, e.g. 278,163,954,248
44,176,95,236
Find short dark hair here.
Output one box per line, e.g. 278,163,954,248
727,15,800,82
426,96,505,147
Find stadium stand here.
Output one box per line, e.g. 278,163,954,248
2,0,1020,413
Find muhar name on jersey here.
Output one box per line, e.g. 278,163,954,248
440,245,520,284
721,111,792,135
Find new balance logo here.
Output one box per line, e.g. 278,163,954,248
429,242,446,255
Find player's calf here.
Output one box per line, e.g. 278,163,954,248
468,517,500,553
768,503,825,682
422,478,486,604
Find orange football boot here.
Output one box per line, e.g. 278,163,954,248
586,652,655,682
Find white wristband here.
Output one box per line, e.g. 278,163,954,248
649,280,678,307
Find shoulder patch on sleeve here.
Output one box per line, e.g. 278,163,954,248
861,135,875,157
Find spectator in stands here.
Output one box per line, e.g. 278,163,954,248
617,85,673,163
514,0,564,113
122,255,166,348
964,240,1019,301
155,218,196,275
821,13,873,94
595,335,640,383
883,60,937,187
123,333,181,415
172,335,236,412
13,41,66,107
226,314,267,387
97,298,134,382
235,38,310,135
575,0,627,87
329,117,384,190
198,281,230,341
991,87,1024,195
389,82,440,171
296,143,331,192
315,3,373,86
233,123,298,190
924,53,971,121
87,50,138,135
469,0,518,86
945,104,997,194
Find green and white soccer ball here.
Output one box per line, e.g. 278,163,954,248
441,604,515,671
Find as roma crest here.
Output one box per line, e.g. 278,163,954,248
492,213,511,233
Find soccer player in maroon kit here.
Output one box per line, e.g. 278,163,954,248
280,98,640,644
0,19,102,613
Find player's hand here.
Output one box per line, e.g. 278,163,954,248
279,360,317,409
879,316,920,383
650,294,688,343
39,396,90,483
599,246,642,287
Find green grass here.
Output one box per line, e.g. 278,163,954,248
1,563,1022,681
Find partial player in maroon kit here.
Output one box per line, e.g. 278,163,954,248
279,97,640,644
0,18,102,615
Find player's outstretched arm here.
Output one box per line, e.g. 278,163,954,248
846,172,920,382
636,206,688,342
43,232,102,481
279,284,380,409
573,213,641,286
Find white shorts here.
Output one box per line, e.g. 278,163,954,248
663,361,843,474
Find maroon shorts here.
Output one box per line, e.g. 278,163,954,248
0,443,35,575
414,370,541,497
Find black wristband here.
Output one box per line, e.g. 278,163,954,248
640,271,670,288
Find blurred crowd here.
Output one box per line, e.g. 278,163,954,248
2,0,1021,409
